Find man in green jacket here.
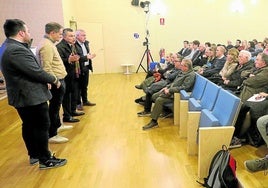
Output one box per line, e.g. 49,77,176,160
139,58,196,130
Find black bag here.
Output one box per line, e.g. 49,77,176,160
247,125,264,147
197,145,238,188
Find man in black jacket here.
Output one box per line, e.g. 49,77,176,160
0,19,66,169
56,28,85,122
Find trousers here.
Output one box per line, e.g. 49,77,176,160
257,115,268,147
49,79,65,137
16,102,51,162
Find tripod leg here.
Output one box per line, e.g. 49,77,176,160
146,50,155,72
136,49,148,73
148,50,154,63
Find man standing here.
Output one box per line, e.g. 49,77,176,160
56,28,84,123
0,19,66,169
37,22,72,144
75,29,96,110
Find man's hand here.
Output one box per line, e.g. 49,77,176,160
47,83,51,90
87,53,96,60
68,54,80,63
56,81,61,89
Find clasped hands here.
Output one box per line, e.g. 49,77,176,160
68,54,80,63
255,92,268,100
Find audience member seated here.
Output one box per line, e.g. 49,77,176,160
244,114,268,173
198,45,226,78
226,40,234,50
185,40,200,60
251,42,264,58
192,43,206,67
208,48,239,85
135,54,183,110
144,53,176,79
235,39,243,51
178,40,191,57
194,46,216,71
221,50,254,93
263,37,268,55
239,53,268,102
230,53,268,148
247,41,256,53
135,53,179,105
230,94,268,148
257,114,268,148
205,42,211,48
137,59,196,130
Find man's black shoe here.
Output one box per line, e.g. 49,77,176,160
138,101,145,106
142,120,159,130
135,97,144,104
135,85,142,89
63,117,80,123
71,111,85,116
39,154,67,170
83,101,96,106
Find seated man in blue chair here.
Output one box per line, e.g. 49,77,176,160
138,58,196,130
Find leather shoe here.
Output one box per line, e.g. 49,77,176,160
71,111,85,116
63,117,80,123
142,120,159,130
83,101,96,106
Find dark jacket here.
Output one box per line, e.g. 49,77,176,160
56,39,75,77
203,56,226,78
223,61,254,90
168,69,196,94
75,40,93,72
0,39,56,108
178,48,191,57
240,66,268,102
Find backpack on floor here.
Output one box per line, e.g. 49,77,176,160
197,145,238,188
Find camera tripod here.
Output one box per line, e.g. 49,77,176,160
136,37,154,73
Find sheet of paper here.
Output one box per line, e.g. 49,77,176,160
247,94,266,102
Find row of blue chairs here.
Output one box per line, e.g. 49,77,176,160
173,73,241,179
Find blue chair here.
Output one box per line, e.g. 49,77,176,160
180,73,207,100
197,88,241,179
187,81,220,155
176,73,207,137
149,62,159,71
188,81,220,111
199,88,241,127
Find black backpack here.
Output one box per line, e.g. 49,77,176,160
197,145,238,188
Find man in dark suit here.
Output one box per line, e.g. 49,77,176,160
75,29,96,109
56,28,84,123
0,19,66,169
178,40,191,57
199,45,226,78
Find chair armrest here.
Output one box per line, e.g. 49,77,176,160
199,109,219,127
180,90,190,100
189,98,202,111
